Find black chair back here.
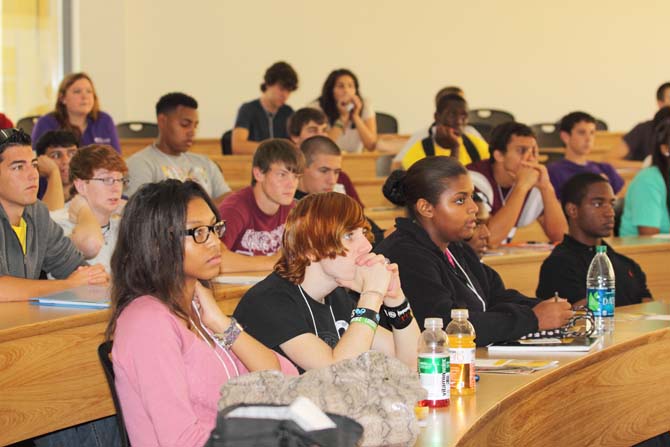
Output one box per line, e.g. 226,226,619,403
375,112,398,134
98,341,131,447
116,122,158,138
16,115,40,135
220,129,233,155
531,123,564,148
467,109,515,142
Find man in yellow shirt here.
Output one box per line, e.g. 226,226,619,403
401,93,488,169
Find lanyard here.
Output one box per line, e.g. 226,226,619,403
445,248,487,312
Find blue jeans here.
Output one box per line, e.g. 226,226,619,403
33,415,121,447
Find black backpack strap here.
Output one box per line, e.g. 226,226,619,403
421,136,435,157
462,134,481,163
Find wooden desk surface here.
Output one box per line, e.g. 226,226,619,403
0,281,253,445
485,236,670,299
416,301,670,446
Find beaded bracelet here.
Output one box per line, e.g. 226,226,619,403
381,299,414,330
212,317,244,350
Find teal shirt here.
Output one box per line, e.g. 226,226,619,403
620,166,670,236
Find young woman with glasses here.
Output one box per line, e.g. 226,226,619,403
106,179,297,447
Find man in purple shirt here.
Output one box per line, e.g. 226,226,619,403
548,111,624,201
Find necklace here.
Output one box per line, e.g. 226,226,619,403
298,285,340,340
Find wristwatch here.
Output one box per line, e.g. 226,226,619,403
213,317,243,350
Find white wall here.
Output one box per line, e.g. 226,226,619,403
76,0,670,138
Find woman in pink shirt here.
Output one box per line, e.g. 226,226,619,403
106,179,297,447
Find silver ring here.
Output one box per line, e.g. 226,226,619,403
383,258,390,265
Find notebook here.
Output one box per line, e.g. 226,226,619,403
31,285,110,309
487,336,601,353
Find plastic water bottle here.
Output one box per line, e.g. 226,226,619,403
446,309,476,395
417,318,450,408
586,245,616,334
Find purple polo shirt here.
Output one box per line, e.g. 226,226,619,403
31,111,120,153
547,159,624,200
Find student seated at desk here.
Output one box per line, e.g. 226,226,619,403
620,110,670,236
126,92,231,203
465,193,491,258
375,156,572,346
32,72,120,153
234,192,420,373
467,122,567,247
35,130,79,209
618,82,670,161
0,128,114,446
548,111,624,201
287,107,362,205
537,173,653,307
0,129,108,303
308,68,377,153
50,145,127,272
400,93,488,170
218,139,303,272
232,61,298,154
108,180,297,447
296,136,385,244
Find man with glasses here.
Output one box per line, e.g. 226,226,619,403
126,92,231,203
50,144,127,272
400,93,489,169
467,122,567,247
218,139,304,272
34,130,79,209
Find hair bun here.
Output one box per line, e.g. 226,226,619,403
383,169,408,206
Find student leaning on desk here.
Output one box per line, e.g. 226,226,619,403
375,156,573,346
107,179,297,447
0,128,108,303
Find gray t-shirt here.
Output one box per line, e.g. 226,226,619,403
50,202,120,272
125,144,231,198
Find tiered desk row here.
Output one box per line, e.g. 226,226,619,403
1,236,669,445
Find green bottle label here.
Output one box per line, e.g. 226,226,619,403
418,354,450,374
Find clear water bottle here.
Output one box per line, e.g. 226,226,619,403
586,245,616,334
417,318,450,408
446,309,476,395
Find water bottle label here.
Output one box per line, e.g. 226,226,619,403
418,354,450,401
449,347,475,364
587,288,615,317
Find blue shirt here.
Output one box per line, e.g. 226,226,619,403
620,166,670,236
547,159,624,200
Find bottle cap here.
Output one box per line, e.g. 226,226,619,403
424,317,444,329
596,245,607,254
451,309,469,319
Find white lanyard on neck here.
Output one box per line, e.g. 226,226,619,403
446,248,487,311
190,300,239,379
298,285,340,340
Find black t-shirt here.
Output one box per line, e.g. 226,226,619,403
233,99,293,142
536,235,652,306
233,272,356,371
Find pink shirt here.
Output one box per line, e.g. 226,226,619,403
112,296,297,447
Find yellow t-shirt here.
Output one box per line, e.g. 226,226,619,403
11,217,27,255
401,133,489,170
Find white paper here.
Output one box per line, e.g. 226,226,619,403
212,275,263,285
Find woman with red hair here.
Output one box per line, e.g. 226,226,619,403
234,192,419,373
32,72,120,153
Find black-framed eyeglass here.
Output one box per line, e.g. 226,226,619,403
185,220,226,244
88,177,130,186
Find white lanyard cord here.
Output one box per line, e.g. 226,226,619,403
298,285,340,340
446,248,487,311
190,301,240,378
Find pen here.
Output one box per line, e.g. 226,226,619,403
475,374,480,382
554,291,559,303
